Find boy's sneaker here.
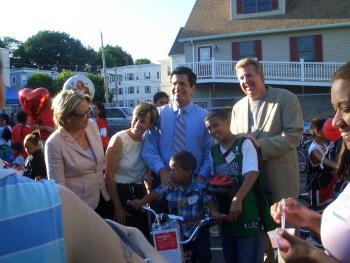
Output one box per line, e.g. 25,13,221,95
209,224,220,237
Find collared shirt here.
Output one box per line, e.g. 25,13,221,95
141,102,212,179
154,177,211,237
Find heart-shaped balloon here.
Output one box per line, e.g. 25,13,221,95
19,88,49,121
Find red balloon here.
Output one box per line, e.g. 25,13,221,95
19,88,49,121
322,118,341,141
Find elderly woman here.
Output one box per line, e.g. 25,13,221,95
45,89,111,217
105,103,158,240
271,61,350,263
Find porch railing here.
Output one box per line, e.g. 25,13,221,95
179,59,344,84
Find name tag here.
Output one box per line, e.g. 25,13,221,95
225,151,236,163
187,195,199,205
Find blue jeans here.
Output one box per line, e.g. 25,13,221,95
222,232,264,263
183,225,211,263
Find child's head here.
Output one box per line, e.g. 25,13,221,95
204,109,231,142
11,142,23,157
16,111,28,125
169,151,197,185
24,131,41,155
310,117,326,139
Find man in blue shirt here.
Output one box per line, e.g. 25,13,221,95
142,67,211,188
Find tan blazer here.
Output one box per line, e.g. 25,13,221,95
45,120,109,209
231,87,304,202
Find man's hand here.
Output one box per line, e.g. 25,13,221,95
159,168,175,188
244,134,261,149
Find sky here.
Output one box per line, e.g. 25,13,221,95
1,0,196,63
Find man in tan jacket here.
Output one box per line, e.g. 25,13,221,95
231,58,303,203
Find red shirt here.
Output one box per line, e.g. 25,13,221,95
28,107,55,140
12,123,32,158
96,117,109,151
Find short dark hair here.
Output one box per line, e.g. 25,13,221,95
0,113,9,125
153,91,169,104
16,111,28,124
205,109,228,122
1,127,11,141
170,151,197,171
94,102,106,119
170,67,197,87
11,142,23,152
309,117,326,136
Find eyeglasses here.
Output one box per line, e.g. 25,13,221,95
71,107,92,119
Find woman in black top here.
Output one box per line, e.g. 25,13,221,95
23,131,47,180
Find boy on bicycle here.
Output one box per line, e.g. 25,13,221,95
130,151,218,263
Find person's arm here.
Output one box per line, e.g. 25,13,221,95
142,128,174,187
271,198,321,234
259,92,304,160
45,137,66,184
198,124,212,181
278,230,338,263
129,191,158,209
310,149,338,170
105,135,130,224
58,185,167,263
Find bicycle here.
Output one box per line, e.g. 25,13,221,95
135,204,215,263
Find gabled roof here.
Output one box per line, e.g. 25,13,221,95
168,27,185,56
180,0,350,41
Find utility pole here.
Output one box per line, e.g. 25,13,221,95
100,31,109,102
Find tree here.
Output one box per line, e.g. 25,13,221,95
52,70,74,96
0,37,21,50
86,73,105,102
99,45,133,67
26,73,54,93
12,31,98,70
134,58,151,65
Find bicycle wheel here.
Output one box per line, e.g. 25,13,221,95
297,149,308,173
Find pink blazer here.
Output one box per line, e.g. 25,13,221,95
45,120,109,209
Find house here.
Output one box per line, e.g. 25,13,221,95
106,63,161,107
10,68,59,89
170,0,350,120
0,48,10,87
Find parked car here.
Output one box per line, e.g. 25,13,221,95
105,107,133,136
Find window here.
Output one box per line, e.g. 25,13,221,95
118,88,123,95
232,40,262,60
128,100,135,107
157,72,160,79
11,76,16,85
126,73,134,80
237,0,278,14
144,86,151,94
128,86,134,94
144,72,151,79
290,35,323,62
136,87,139,94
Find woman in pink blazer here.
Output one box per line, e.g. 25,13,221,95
45,90,111,218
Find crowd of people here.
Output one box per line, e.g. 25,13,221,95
1,57,350,263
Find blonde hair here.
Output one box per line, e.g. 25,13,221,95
133,103,158,126
52,89,91,127
235,58,264,78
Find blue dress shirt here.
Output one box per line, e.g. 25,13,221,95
142,102,212,180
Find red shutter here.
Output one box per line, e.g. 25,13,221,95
255,40,262,60
315,35,323,62
272,0,278,10
289,37,298,61
232,42,239,60
237,0,243,14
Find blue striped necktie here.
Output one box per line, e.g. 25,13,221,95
173,108,186,153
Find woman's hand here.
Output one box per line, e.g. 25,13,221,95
271,198,314,228
278,229,335,263
114,204,130,225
